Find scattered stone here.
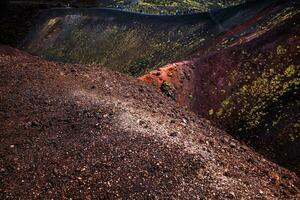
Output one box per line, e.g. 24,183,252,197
228,191,235,198
138,120,147,128
160,81,175,99
221,137,229,143
1,45,299,199
229,142,236,148
95,123,101,129
169,132,178,137
154,71,161,76
26,121,42,129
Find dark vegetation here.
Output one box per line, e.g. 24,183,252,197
21,8,213,76
103,0,245,14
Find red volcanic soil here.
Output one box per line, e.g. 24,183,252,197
139,1,300,109
140,1,300,174
0,45,299,199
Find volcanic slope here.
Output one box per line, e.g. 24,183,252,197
10,0,245,13
140,0,300,174
0,46,299,199
100,0,244,14
22,0,274,76
22,8,211,76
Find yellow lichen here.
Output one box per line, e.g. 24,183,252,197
216,108,223,116
284,65,296,77
277,45,287,55
222,97,231,108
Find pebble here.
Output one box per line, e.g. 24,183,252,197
229,142,236,148
169,132,178,137
95,123,101,129
27,121,41,129
228,191,235,198
222,137,229,143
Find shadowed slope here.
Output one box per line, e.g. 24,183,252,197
10,0,245,13
22,8,212,76
22,1,273,76
100,0,244,14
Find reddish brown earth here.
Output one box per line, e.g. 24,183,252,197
139,1,299,109
0,45,299,199
139,1,300,174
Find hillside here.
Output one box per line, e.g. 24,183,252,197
1,0,300,198
22,1,272,76
101,0,244,14
7,0,245,13
140,0,300,174
19,0,300,175
22,8,211,76
0,45,299,199
0,0,243,47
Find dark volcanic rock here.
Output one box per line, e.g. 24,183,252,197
0,46,299,199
